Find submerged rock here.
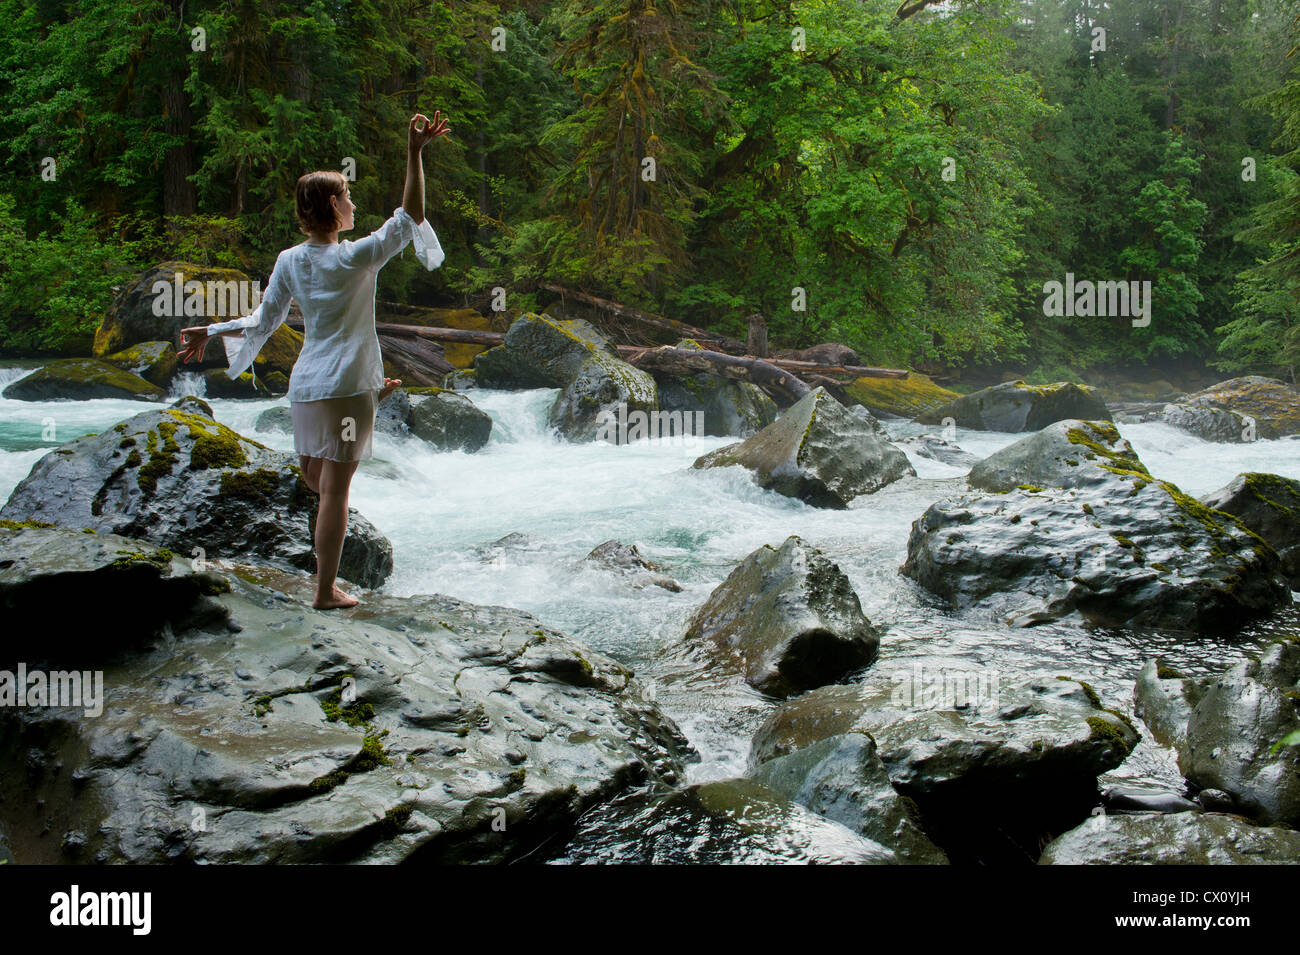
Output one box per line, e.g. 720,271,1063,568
748,733,948,863
1039,812,1300,864
894,434,979,469
749,673,1139,863
903,421,1290,631
2,358,166,402
0,405,393,588
683,535,880,698
581,540,682,592
1201,472,1300,585
0,539,692,863
473,313,656,442
692,387,914,507
919,379,1110,432
545,778,897,864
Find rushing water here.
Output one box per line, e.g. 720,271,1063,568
4,362,1300,805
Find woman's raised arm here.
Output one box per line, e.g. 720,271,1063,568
403,111,450,225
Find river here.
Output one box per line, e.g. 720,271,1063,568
3,362,1298,808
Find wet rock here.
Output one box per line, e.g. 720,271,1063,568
171,395,214,418
684,535,880,698
1172,376,1300,439
374,388,413,438
2,358,166,402
749,673,1139,863
0,552,692,863
406,388,493,452
545,778,897,864
918,379,1110,432
1099,783,1198,815
203,367,273,398
1182,639,1300,826
254,406,294,434
474,532,534,560
1039,811,1300,864
1201,473,1300,585
581,540,682,592
748,732,948,863
652,341,777,438
843,372,958,421
1161,402,1253,442
102,341,179,389
895,434,979,469
1196,789,1238,813
0,405,393,588
1133,659,1209,749
692,387,914,507
473,313,656,442
902,424,1290,631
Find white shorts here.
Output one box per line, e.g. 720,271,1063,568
291,390,378,462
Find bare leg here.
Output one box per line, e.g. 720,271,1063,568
299,455,324,494
312,457,361,609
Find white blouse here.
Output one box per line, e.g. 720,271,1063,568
205,207,445,402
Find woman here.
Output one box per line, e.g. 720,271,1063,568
179,111,451,610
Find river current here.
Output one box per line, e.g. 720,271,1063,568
4,363,1298,806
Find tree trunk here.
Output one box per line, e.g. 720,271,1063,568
746,312,768,357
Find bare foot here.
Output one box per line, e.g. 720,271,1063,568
378,377,402,402
313,585,360,609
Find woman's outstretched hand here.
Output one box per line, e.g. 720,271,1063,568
178,326,211,363
379,377,403,402
409,111,451,151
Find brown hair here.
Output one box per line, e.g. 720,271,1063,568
295,171,348,235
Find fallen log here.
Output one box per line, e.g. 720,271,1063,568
626,345,812,406
539,282,748,354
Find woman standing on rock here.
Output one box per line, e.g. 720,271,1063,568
180,112,451,609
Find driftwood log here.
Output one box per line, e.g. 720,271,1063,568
539,283,748,354
625,345,812,406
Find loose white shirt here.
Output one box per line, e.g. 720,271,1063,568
205,207,444,402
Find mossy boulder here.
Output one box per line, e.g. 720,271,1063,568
1161,402,1254,443
844,372,959,420
0,406,393,588
473,312,657,442
203,367,273,398
0,539,692,863
94,261,255,357
1201,472,1300,585
918,379,1111,432
693,387,915,507
749,672,1139,864
2,358,166,402
903,425,1290,632
683,535,881,697
102,341,179,389
1174,376,1300,439
1039,812,1300,864
968,419,1146,494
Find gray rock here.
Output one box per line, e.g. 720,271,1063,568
902,427,1290,631
1099,783,1198,815
1196,789,1238,813
171,394,214,418
473,313,656,442
1201,473,1300,585
895,434,979,469
651,339,778,438
407,389,492,452
1039,811,1300,864
918,379,1111,432
0,539,692,863
254,406,294,434
0,405,393,589
375,388,412,438
1174,376,1300,439
102,341,179,389
684,535,880,698
581,540,682,592
2,358,166,402
1162,402,1253,442
546,778,897,864
692,387,915,507
1183,639,1300,826
968,419,1143,494
1133,658,1208,749
749,673,1139,863
749,733,948,863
